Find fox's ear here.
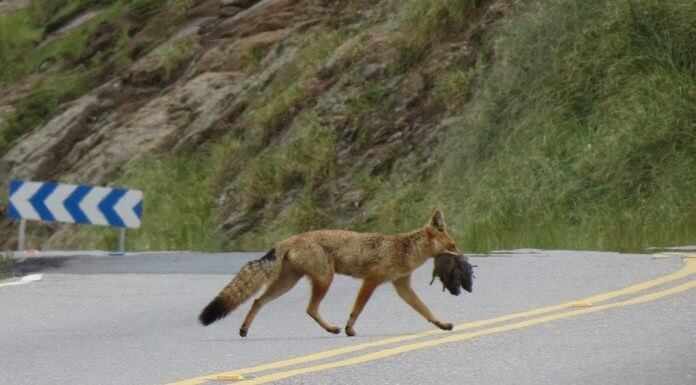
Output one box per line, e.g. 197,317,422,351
430,210,445,232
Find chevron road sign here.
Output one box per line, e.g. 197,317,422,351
7,180,143,252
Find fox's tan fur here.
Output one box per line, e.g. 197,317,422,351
199,210,462,337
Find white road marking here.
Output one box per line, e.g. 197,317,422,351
0,274,43,288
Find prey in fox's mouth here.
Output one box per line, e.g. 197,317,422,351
430,252,475,296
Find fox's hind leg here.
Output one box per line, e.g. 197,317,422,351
307,273,341,334
287,243,341,334
239,264,302,337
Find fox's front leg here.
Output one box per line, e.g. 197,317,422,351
345,279,381,336
392,274,453,331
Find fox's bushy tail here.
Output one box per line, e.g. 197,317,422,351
199,249,282,326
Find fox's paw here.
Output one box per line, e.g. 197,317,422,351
239,327,248,337
345,325,356,337
326,325,341,334
435,321,453,331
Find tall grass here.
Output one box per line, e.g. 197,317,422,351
208,25,348,190
226,111,338,249
1,1,117,84
0,10,41,66
436,0,696,252
215,0,696,252
68,154,225,251
392,0,482,68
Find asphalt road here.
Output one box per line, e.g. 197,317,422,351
0,250,694,385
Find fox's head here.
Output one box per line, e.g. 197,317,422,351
425,210,461,256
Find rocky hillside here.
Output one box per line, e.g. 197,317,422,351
1,0,694,252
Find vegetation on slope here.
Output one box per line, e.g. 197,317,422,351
64,154,225,251
0,0,197,154
2,0,694,252
214,0,695,252
433,0,696,251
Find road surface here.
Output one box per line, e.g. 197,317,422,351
1,250,694,385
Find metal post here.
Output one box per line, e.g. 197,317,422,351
118,228,126,254
18,219,26,252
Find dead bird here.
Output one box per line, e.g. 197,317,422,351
430,252,475,295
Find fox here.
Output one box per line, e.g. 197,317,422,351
198,210,463,337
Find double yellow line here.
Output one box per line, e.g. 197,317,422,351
169,255,696,385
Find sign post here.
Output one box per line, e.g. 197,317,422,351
119,228,126,254
7,180,143,253
18,219,26,252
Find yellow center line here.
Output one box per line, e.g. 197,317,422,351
166,257,695,385
654,252,696,259
240,278,696,384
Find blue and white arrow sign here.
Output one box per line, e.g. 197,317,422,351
7,180,143,228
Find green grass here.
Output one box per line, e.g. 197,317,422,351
392,0,482,68
153,35,200,81
0,71,94,154
0,2,126,155
433,0,696,252
210,25,351,186
27,0,111,31
226,110,338,249
432,63,478,112
0,0,201,155
0,1,109,74
0,10,42,66
245,43,271,71
0,1,120,85
206,26,353,249
166,0,195,15
69,154,225,251
0,252,9,280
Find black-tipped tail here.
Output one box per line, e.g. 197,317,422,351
199,296,228,326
